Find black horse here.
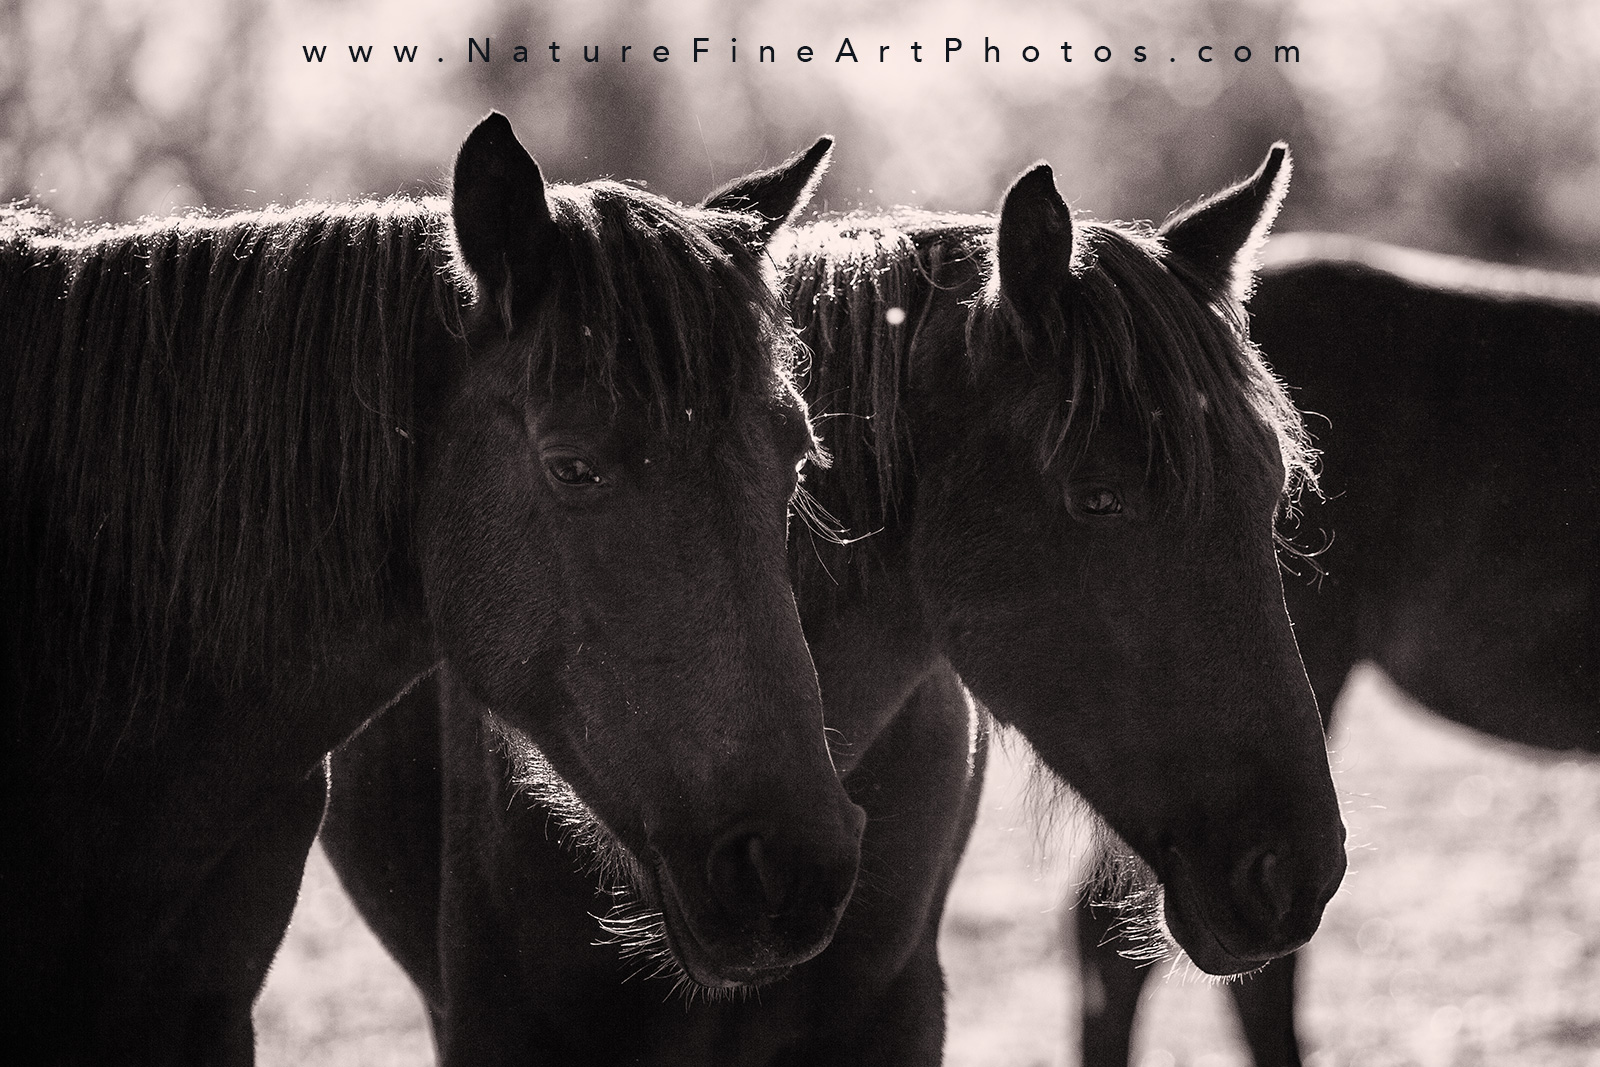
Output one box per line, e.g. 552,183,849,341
1073,233,1600,1067
321,146,1348,1064
0,113,861,1064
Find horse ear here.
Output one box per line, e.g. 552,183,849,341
700,136,834,246
996,162,1076,316
1159,143,1291,302
451,112,558,321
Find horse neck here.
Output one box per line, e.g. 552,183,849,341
786,224,984,739
3,206,460,761
787,222,983,605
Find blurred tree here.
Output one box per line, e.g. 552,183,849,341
1288,0,1600,269
454,0,674,191
1,0,261,221
0,0,1595,270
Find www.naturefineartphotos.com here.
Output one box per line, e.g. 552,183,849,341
301,36,1302,66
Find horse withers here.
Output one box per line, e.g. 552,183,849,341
1073,235,1600,1067
0,113,859,1063
322,144,1346,1064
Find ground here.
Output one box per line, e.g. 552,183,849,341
256,666,1600,1066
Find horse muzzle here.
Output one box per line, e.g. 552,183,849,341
653,807,866,988
1160,827,1347,976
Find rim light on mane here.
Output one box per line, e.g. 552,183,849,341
780,209,1317,583
1,182,802,754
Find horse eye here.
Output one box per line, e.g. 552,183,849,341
548,457,605,486
1072,488,1124,516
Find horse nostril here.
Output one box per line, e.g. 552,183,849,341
744,834,790,917
708,830,792,922
706,823,860,936
1237,847,1295,927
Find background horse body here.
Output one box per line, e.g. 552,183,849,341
323,148,1348,1064
0,114,858,1064
1074,234,1600,1067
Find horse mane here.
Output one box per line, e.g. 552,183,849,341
972,219,1318,513
779,211,992,542
3,199,453,749
1,183,795,756
781,210,1316,584
497,183,803,428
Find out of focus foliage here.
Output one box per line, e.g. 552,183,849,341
2,0,1597,268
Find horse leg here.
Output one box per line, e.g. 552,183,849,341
775,664,986,1066
157,761,330,1065
1074,892,1155,1067
800,938,949,1067
322,673,446,1008
1226,954,1302,1067
430,705,537,1067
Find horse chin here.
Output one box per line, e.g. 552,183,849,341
587,840,803,992
573,835,797,993
657,913,797,991
1159,891,1268,978
489,719,808,990
650,860,803,991
1159,848,1304,978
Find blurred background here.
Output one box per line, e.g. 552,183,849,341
6,0,1597,1064
5,0,1600,270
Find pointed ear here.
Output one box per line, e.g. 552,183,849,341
700,136,834,246
995,162,1076,317
1159,143,1291,302
451,111,559,322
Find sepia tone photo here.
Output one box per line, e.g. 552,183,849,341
2,2,1595,1065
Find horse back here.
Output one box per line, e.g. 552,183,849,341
1252,241,1600,750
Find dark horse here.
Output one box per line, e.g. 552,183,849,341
0,113,865,1064
321,146,1348,1063
1073,234,1600,1067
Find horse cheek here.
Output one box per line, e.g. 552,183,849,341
422,430,561,714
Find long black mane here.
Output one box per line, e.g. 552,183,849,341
1,185,793,754
494,183,800,424
780,211,1315,583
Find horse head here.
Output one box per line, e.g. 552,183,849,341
418,114,864,988
907,147,1345,975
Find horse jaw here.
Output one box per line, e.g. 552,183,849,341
487,714,828,996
